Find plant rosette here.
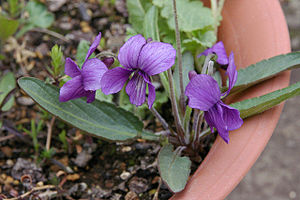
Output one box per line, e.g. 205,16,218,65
17,0,300,199
171,0,291,199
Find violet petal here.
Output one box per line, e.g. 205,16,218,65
204,103,229,143
185,74,221,111
86,90,96,103
59,75,86,102
223,52,238,96
118,34,146,69
142,73,156,109
81,58,108,91
65,58,81,78
85,32,101,61
101,67,132,95
219,102,243,131
125,71,147,106
198,41,229,65
137,42,176,76
101,57,114,68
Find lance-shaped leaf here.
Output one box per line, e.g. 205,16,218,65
158,144,191,193
126,0,151,32
143,5,160,41
141,5,170,97
230,81,300,119
18,77,157,141
0,72,16,111
227,52,300,94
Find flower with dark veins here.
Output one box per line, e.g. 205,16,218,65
197,41,229,65
59,33,107,103
101,34,176,108
185,53,243,143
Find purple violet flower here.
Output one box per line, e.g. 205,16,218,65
198,41,229,65
101,34,176,108
59,33,107,103
185,53,243,143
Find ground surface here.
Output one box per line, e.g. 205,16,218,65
228,1,300,199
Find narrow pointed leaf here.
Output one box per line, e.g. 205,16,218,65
0,72,16,111
158,144,191,193
127,0,151,32
228,52,300,93
143,5,160,41
18,77,157,141
230,81,300,119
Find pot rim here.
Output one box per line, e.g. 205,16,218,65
171,0,291,199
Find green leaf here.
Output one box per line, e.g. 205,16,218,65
0,72,16,111
230,81,300,119
2,96,15,111
125,27,138,41
76,40,95,67
0,54,5,60
25,1,54,28
95,90,113,103
18,77,155,141
154,0,214,32
182,30,216,52
15,23,34,38
8,0,21,17
158,144,191,193
174,51,194,100
126,0,151,33
143,5,160,41
230,52,300,94
0,15,19,40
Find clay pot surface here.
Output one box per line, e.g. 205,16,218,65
171,0,290,199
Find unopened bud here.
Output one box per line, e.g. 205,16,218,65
101,57,114,68
188,70,197,80
146,38,153,43
207,61,214,75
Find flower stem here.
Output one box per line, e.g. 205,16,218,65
95,51,118,60
46,116,56,151
172,0,185,113
210,0,218,35
150,107,170,131
167,69,185,144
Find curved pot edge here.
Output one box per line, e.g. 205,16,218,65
171,0,291,199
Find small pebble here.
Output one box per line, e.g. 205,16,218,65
289,191,297,199
120,171,131,180
121,146,132,152
6,159,14,167
17,96,35,106
125,191,139,200
37,181,44,186
128,177,149,194
13,180,19,185
66,173,80,181
5,176,14,184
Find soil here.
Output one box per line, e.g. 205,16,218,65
0,0,214,199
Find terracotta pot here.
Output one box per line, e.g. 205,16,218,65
171,0,291,199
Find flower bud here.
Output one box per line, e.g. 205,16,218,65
188,70,197,80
